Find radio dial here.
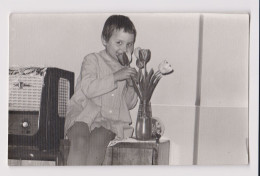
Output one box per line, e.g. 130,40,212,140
22,121,29,128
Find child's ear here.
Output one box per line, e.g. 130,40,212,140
101,36,107,46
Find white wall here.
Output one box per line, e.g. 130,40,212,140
9,13,249,165
197,14,249,164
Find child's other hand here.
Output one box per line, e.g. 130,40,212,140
126,78,134,87
113,67,137,83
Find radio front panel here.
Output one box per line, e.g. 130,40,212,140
9,68,46,112
9,111,39,136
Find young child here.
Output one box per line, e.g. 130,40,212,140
64,15,138,165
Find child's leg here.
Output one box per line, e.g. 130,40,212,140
66,122,90,165
86,127,116,165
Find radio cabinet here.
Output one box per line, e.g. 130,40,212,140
8,67,74,161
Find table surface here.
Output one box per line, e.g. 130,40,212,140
105,137,170,165
108,137,169,147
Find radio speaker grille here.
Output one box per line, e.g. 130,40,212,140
58,78,70,118
9,75,44,111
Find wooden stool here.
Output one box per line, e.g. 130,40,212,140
58,138,170,165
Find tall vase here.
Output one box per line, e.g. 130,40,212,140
135,100,152,140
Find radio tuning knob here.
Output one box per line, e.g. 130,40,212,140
21,121,29,128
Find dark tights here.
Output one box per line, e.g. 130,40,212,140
67,122,115,165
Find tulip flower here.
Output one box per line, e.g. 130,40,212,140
136,58,144,69
134,47,151,67
158,60,174,75
134,47,141,59
126,52,132,64
117,52,131,66
139,49,151,63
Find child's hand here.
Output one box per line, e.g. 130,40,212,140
113,67,137,83
126,78,134,87
126,73,138,87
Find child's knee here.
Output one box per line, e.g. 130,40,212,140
90,127,115,148
68,122,91,150
67,122,90,138
70,135,90,151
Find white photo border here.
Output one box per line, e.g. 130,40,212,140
0,0,258,176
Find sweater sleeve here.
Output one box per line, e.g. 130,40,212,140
80,54,118,98
124,85,138,110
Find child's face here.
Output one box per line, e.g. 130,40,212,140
102,29,135,62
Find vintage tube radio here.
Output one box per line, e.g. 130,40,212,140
8,67,74,160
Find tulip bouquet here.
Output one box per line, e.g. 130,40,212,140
117,47,173,140
131,47,173,103
117,47,173,102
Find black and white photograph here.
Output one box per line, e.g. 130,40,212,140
8,13,249,166
0,0,259,176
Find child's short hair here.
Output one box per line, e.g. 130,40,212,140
102,15,137,42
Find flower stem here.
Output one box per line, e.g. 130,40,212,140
142,100,147,117
143,61,147,101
